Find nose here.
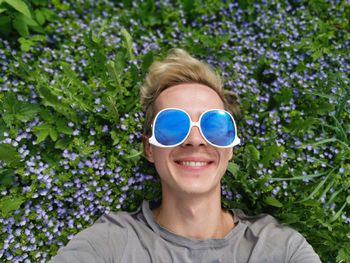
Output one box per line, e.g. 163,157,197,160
182,125,207,147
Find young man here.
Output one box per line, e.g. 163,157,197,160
51,49,321,262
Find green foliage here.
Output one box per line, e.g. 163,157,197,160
0,144,20,164
0,195,24,217
0,92,40,127
264,196,283,208
0,0,349,262
0,0,56,49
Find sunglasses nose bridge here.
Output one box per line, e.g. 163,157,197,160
183,121,207,146
188,121,201,134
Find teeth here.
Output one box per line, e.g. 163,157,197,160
180,161,208,167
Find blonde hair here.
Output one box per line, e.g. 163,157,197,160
140,48,240,136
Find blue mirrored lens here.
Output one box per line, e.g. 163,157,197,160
201,110,235,146
154,109,190,146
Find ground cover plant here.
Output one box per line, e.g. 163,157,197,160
0,0,349,262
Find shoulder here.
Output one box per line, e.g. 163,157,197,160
76,211,133,242
232,209,321,263
50,210,140,262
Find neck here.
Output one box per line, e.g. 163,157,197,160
152,186,234,240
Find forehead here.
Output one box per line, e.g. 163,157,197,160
154,83,224,115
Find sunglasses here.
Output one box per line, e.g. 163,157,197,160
149,108,240,148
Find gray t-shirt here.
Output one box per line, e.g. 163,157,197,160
51,201,321,263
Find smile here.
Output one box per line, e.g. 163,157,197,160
180,161,209,167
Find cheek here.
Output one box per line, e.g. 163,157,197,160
151,148,172,168
152,150,174,179
152,148,169,160
220,148,233,162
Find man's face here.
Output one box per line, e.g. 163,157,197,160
144,83,233,197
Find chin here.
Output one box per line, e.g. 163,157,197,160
174,179,220,196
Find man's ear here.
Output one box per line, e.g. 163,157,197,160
142,135,154,163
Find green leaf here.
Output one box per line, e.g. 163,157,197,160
121,28,134,59
129,63,139,84
35,129,50,144
269,172,325,181
31,34,46,41
32,0,47,5
141,51,154,74
301,168,335,202
60,61,81,85
312,137,337,146
4,0,32,18
326,189,342,205
264,196,283,208
181,0,195,19
110,131,120,146
18,35,46,51
2,92,17,113
0,121,6,141
273,88,293,104
33,123,52,131
0,169,15,186
34,9,45,25
0,195,24,217
16,102,40,121
0,15,11,25
123,149,142,163
261,144,280,165
49,128,58,141
52,0,70,10
245,145,260,161
91,19,107,43
288,117,316,134
105,92,120,121
107,60,120,85
243,144,260,171
12,13,40,37
302,200,320,206
18,37,33,51
0,144,20,164
12,15,29,37
56,120,73,135
36,83,79,122
319,178,335,202
41,8,57,22
39,108,54,122
28,25,44,34
227,162,239,176
336,246,350,262
122,0,132,8
0,15,11,36
330,201,347,222
316,100,334,115
54,138,69,150
280,212,300,224
0,7,7,14
115,51,126,75
16,13,39,27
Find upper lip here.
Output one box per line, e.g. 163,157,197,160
174,157,214,163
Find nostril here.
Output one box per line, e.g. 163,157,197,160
182,127,207,146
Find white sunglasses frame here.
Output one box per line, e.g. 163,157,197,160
149,108,241,148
